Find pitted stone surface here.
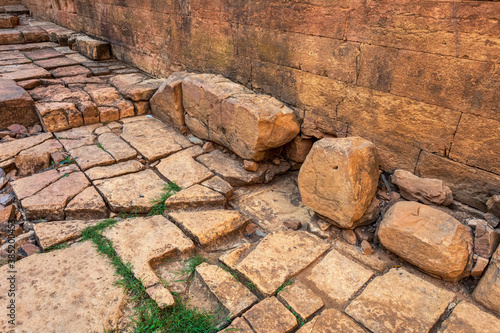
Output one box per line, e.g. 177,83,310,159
345,268,455,333
69,144,115,170
0,242,126,332
235,231,330,296
165,184,227,211
97,132,137,162
242,296,297,333
0,132,52,162
95,169,165,213
296,309,365,333
277,281,324,320
64,186,108,220
103,215,195,288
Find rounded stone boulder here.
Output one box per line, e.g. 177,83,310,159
298,137,379,229
378,201,473,282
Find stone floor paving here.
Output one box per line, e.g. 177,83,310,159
1,10,500,333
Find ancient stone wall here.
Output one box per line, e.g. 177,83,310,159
21,0,500,211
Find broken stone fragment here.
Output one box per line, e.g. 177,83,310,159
391,169,453,206
469,219,500,258
296,308,365,333
298,137,379,229
165,185,226,211
284,136,313,163
437,301,500,333
0,77,37,129
64,186,107,220
471,256,490,277
14,139,63,176
109,73,164,101
33,219,101,249
150,71,194,128
201,176,234,199
378,201,473,282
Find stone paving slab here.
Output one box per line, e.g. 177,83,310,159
165,184,227,211
305,249,374,306
0,132,52,162
95,169,165,213
437,301,500,333
196,263,258,319
0,242,126,332
296,308,365,333
120,116,192,162
169,209,248,247
33,219,100,249
230,175,315,233
85,160,144,181
345,268,455,333
235,231,330,296
277,281,324,320
242,297,297,333
103,215,195,288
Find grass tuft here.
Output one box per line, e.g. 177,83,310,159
81,218,218,332
44,243,69,252
286,305,307,326
182,254,208,277
148,183,181,216
276,279,294,294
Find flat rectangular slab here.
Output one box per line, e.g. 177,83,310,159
34,219,100,249
345,268,455,333
235,231,330,296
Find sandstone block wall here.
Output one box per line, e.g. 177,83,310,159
21,0,500,211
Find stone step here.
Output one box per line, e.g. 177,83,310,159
0,77,38,129
0,5,29,15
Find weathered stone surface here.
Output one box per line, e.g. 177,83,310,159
85,160,143,181
298,137,379,229
470,219,500,258
133,100,150,115
169,209,248,247
150,71,193,127
202,176,234,199
277,281,323,320
120,117,192,162
0,204,15,223
0,242,126,332
378,201,473,281
84,85,134,118
156,146,213,188
471,256,490,278
69,144,115,170
219,243,253,270
416,152,500,212
16,25,48,43
35,102,83,132
0,14,19,29
95,169,165,213
146,284,175,308
55,123,101,150
97,132,137,162
34,219,100,249
438,301,500,333
22,47,63,60
296,308,365,333
75,35,111,60
51,64,91,78
0,77,37,129
64,186,107,220
284,136,313,163
11,164,78,200
0,28,23,44
243,297,297,333
0,131,52,162
306,249,374,306
221,317,254,333
99,106,120,122
346,268,455,333
196,263,258,318
230,175,314,233
21,170,90,220
0,65,51,81
392,169,453,206
165,185,226,211
473,247,500,315
14,139,63,176
183,73,299,161
235,231,329,296
33,56,78,69
197,150,267,186
109,73,164,101
487,195,500,219
103,215,194,288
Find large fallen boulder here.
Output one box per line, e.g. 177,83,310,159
378,201,473,282
298,137,379,229
152,73,300,161
391,169,453,206
0,78,38,129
